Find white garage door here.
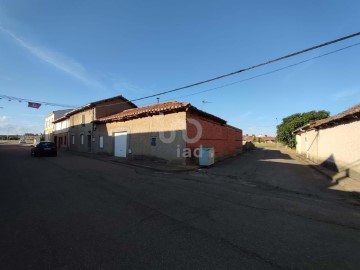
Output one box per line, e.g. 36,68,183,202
114,132,127,157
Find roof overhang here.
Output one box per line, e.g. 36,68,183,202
92,101,231,127
65,95,137,117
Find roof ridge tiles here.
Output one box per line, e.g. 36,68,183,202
94,101,219,123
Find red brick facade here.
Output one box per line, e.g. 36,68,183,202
186,111,242,161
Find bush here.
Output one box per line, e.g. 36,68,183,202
277,110,329,148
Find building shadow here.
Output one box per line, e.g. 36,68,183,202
208,148,360,205
320,154,339,172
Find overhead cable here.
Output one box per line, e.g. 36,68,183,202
129,31,360,103
0,95,77,108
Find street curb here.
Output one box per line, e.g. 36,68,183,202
62,150,199,173
284,150,360,195
110,159,199,173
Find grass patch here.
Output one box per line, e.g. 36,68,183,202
254,142,282,149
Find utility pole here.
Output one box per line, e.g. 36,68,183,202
275,118,279,149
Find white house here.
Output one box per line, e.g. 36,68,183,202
53,116,70,149
293,103,360,181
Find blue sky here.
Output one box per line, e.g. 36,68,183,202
0,0,360,136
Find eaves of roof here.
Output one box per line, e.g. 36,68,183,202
94,101,190,123
53,115,69,124
93,101,229,126
65,95,137,117
293,103,360,134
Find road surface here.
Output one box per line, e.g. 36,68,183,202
1,144,359,269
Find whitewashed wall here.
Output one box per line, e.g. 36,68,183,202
296,120,360,180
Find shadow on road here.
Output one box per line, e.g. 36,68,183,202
208,148,360,205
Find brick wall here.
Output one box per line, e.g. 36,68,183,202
186,111,242,161
95,99,135,119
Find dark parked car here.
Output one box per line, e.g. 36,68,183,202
31,141,57,157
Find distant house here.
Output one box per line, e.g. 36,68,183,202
44,109,72,142
293,103,360,180
66,95,136,152
33,136,41,145
259,136,276,143
92,101,242,164
53,116,70,149
243,136,255,142
243,135,275,143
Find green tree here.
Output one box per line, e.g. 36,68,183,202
277,110,329,148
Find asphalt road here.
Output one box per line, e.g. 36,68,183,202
1,144,360,269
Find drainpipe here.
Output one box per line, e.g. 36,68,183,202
92,107,95,153
305,131,309,159
316,129,319,163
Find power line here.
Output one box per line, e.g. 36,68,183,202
2,32,360,110
136,42,360,107
0,95,77,108
130,31,360,103
98,39,360,109
96,32,360,109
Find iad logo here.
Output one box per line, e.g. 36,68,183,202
157,114,204,158
158,116,202,145
181,118,203,144
176,145,203,158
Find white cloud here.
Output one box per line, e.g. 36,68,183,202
114,81,145,94
331,89,359,101
0,122,43,135
0,116,8,122
0,25,104,89
227,111,252,127
0,115,44,134
236,111,252,120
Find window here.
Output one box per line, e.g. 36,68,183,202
99,136,104,149
72,135,75,145
64,136,67,145
80,134,84,145
40,142,55,147
151,136,157,146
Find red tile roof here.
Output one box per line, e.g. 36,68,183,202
94,101,227,124
311,103,360,128
243,136,255,142
97,101,190,122
261,136,276,141
243,136,276,142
